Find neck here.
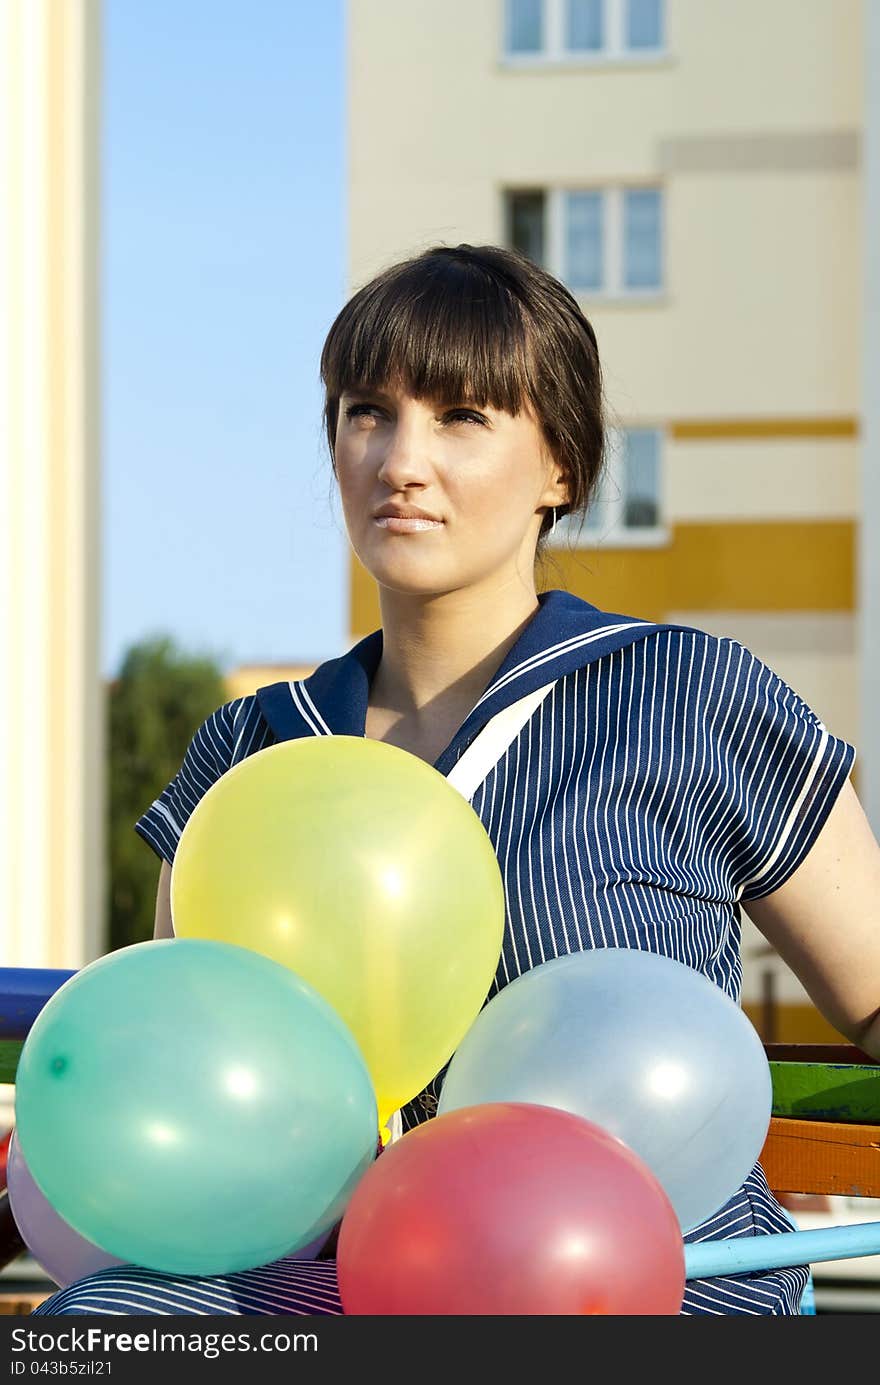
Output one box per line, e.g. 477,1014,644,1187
371,575,542,721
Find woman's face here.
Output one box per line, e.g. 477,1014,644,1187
334,379,568,598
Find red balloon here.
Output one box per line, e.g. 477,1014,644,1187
337,1102,684,1315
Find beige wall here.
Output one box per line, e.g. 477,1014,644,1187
1,0,102,968
348,0,862,498
666,438,858,522
598,171,861,417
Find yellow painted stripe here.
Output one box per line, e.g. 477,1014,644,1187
671,417,858,441
349,520,854,637
741,1002,849,1046
350,559,382,639
546,522,853,621
225,665,319,699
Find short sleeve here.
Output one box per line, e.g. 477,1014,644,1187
709,639,857,903
134,701,238,864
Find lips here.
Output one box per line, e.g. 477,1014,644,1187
374,515,444,532
373,505,442,522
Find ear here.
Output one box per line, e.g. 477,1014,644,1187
541,470,572,512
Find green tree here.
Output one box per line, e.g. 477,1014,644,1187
107,635,227,951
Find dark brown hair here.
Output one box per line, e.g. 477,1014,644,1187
319,243,606,549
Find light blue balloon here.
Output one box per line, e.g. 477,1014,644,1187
438,949,772,1232
15,939,378,1274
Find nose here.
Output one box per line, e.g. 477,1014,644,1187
374,408,435,492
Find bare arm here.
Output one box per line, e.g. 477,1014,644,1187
744,778,880,1059
153,859,174,940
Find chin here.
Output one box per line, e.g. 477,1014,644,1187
374,571,458,599
361,558,470,600
354,544,441,585
354,536,502,600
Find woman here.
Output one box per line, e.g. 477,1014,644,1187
34,243,880,1316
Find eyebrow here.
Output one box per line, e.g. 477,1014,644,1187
341,386,490,410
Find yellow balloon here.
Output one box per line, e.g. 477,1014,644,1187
170,737,506,1136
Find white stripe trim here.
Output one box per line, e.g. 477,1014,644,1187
472,621,650,709
152,801,182,838
735,725,830,897
288,681,332,736
446,682,557,802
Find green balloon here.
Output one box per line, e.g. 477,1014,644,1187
15,939,378,1274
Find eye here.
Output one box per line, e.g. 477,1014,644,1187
447,409,487,426
343,404,486,426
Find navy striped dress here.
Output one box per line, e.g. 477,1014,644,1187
34,590,856,1317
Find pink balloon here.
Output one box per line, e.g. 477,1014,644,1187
7,1131,126,1286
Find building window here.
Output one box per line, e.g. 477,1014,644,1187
507,189,547,265
623,187,662,290
626,0,664,50
566,0,603,52
505,0,544,53
503,0,666,61
550,428,665,546
621,427,661,527
505,186,663,296
566,191,604,291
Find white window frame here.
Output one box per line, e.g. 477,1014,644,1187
547,426,668,549
501,0,669,66
546,185,664,300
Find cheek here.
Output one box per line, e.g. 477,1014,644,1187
455,466,538,532
335,458,368,513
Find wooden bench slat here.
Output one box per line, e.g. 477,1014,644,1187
760,1116,880,1197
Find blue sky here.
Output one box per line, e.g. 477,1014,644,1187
102,0,348,677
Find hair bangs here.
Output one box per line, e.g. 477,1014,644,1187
320,243,606,548
321,254,540,465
